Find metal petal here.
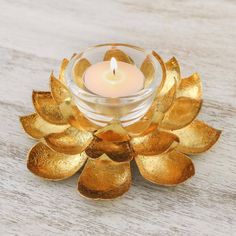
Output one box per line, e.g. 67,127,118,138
141,56,155,87
68,106,99,132
44,127,93,155
50,72,71,104
172,120,221,154
85,136,134,162
159,57,181,96
103,48,133,64
32,91,68,125
177,73,202,100
20,113,69,139
95,122,130,142
160,97,202,130
27,142,87,180
131,130,179,156
73,58,91,88
59,58,69,84
135,150,195,186
78,154,131,199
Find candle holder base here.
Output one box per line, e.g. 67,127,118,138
20,46,221,200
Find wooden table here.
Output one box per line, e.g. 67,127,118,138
0,0,235,235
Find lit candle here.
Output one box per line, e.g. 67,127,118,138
83,57,144,98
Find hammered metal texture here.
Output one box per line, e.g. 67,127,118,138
78,154,131,199
27,142,87,180
135,150,195,185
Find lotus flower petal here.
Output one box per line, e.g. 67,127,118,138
160,97,202,130
27,142,87,180
141,56,155,87
172,120,221,154
45,127,93,155
177,73,202,100
20,113,69,139
159,57,181,96
59,58,69,83
50,73,71,104
32,91,68,125
85,136,134,162
131,130,179,156
135,150,195,185
103,48,133,64
68,106,99,132
73,58,91,88
78,154,131,199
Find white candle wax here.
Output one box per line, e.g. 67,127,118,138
83,58,144,98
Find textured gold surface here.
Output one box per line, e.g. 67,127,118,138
141,56,155,87
85,136,134,162
45,127,93,155
50,73,71,104
20,113,69,139
177,73,202,99
20,51,221,200
32,91,68,125
135,150,195,185
27,142,87,180
160,97,202,130
132,130,179,156
78,154,131,199
172,120,221,154
59,58,69,84
73,58,91,88
95,122,130,142
103,48,133,64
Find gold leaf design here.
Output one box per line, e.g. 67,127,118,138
78,154,131,199
131,130,179,156
85,136,134,162
32,91,68,125
141,56,155,87
103,48,133,64
172,120,221,154
59,58,69,83
27,142,87,180
160,97,202,130
177,73,202,100
135,150,195,185
45,127,93,155
20,113,69,139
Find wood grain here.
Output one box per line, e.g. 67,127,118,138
0,0,235,235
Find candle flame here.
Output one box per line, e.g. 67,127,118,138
110,57,118,75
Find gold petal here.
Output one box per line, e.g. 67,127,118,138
141,56,155,87
160,57,181,96
73,58,91,88
85,136,134,162
103,48,133,64
50,72,71,104
68,106,99,132
131,130,179,156
32,91,68,125
160,97,202,130
27,142,87,180
78,154,131,199
135,150,195,186
20,113,69,139
177,73,202,100
95,122,130,142
44,127,93,155
172,120,221,154
59,58,69,83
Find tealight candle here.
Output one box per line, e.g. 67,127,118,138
83,57,144,98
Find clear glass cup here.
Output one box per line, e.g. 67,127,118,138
65,43,166,127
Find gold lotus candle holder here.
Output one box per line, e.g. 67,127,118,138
20,43,221,200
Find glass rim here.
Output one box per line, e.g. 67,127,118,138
65,43,166,102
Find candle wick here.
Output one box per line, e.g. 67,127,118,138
113,69,116,75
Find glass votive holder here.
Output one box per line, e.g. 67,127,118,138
65,43,165,127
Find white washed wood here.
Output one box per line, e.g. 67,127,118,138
0,0,235,235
